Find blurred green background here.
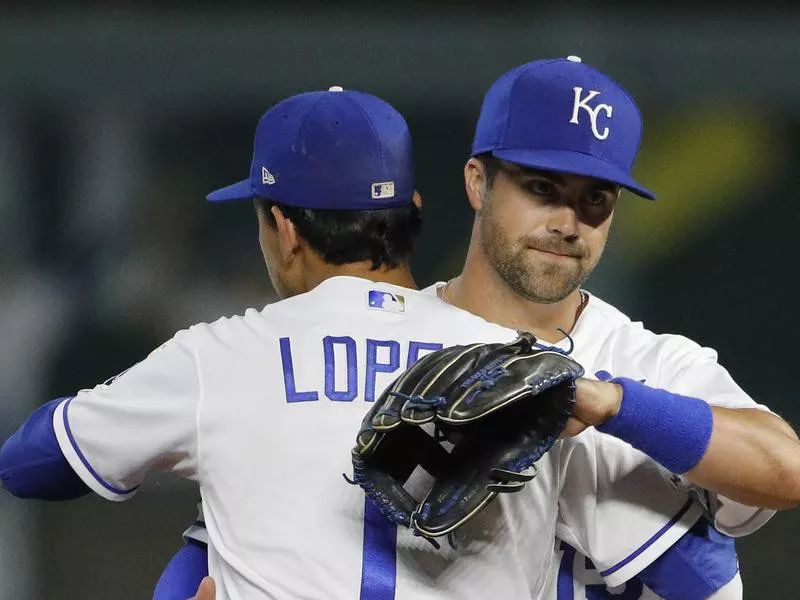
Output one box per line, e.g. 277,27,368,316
1,2,799,598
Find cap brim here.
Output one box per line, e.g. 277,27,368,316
490,149,656,200
206,178,255,202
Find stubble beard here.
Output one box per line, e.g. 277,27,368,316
481,215,599,304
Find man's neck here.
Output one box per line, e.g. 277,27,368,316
444,252,584,344
306,261,418,292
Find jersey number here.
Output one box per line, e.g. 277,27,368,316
558,541,644,600
359,498,398,599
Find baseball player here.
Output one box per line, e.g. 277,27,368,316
1,69,792,595
427,56,800,597
156,59,798,599
0,86,751,600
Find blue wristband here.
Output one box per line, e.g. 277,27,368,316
597,378,713,474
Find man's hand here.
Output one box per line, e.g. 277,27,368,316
564,377,800,508
561,378,622,437
188,577,216,600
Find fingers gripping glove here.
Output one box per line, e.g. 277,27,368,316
347,332,583,545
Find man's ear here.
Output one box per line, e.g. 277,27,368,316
464,158,488,211
271,205,301,262
412,190,423,210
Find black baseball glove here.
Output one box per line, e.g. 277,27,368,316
346,332,583,546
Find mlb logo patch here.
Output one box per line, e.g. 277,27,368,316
368,290,405,313
371,181,395,200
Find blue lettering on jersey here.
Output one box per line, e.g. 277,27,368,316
279,337,444,404
585,556,643,600
407,341,444,368
359,498,398,600
557,541,644,599
557,542,577,599
280,337,319,403
323,336,358,402
365,339,400,402
585,580,643,600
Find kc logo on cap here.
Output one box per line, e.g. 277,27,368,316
470,56,656,200
569,87,613,141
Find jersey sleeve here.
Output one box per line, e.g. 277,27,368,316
51,330,200,501
553,525,743,600
556,431,704,588
655,338,768,411
652,337,777,536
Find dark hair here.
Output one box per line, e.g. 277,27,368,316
475,152,502,190
254,198,422,270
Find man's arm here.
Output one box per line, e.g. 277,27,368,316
570,377,800,510
0,398,91,500
1,331,200,503
557,400,747,594
686,406,800,509
155,539,209,600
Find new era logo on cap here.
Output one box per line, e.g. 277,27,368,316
206,89,414,208
371,181,395,200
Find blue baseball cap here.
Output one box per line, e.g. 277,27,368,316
472,56,655,200
207,87,414,209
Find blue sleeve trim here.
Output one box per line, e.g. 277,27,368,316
600,498,694,577
61,397,139,496
0,398,91,500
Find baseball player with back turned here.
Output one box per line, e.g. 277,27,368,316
2,61,800,598
160,58,800,599
0,87,723,599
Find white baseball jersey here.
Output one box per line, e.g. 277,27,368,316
434,284,772,599
51,276,759,599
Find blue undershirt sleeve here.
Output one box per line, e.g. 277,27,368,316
0,398,91,500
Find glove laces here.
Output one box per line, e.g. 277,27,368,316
388,391,447,408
